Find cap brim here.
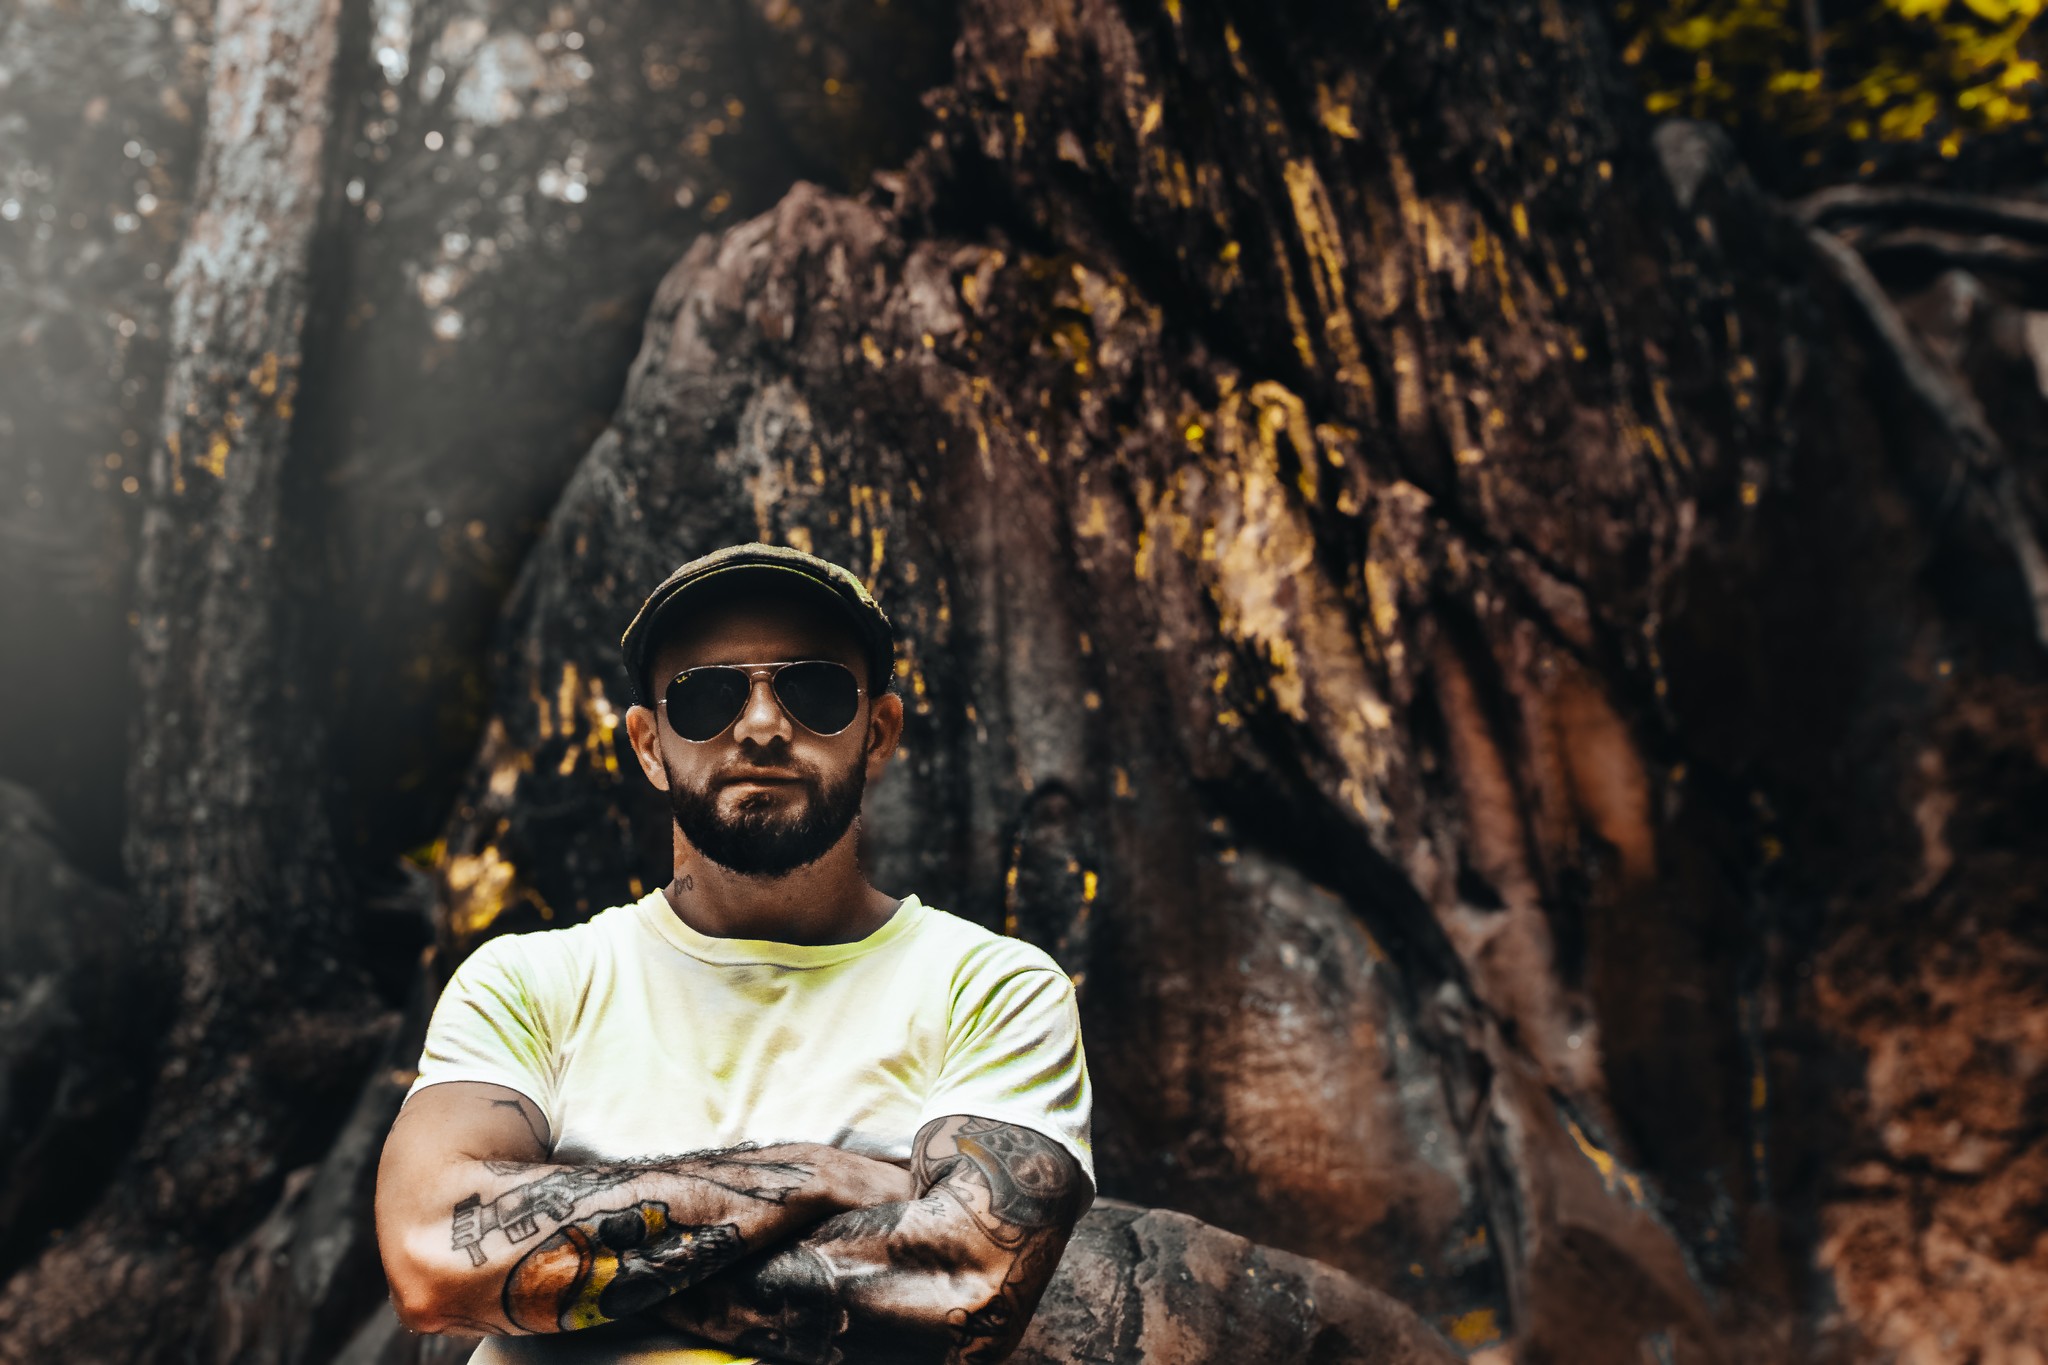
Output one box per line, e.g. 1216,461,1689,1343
625,559,890,702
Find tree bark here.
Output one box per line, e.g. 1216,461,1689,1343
0,0,393,1356
0,0,208,886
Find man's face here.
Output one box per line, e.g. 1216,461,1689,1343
626,587,900,880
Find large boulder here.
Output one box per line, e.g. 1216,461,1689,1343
1024,1200,1460,1365
426,154,1712,1365
420,5,2048,1360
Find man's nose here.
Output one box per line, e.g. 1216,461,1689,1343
729,675,793,746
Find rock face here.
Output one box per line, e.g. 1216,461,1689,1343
435,180,1514,1326
1017,1200,1459,1365
1772,184,2048,1365
305,0,958,868
424,4,2048,1362
2,0,2045,1361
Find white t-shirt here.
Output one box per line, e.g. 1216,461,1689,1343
406,889,1093,1363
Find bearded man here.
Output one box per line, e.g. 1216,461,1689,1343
374,543,1094,1364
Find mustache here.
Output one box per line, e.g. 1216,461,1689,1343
712,759,821,787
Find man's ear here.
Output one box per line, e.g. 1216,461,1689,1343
863,690,905,780
624,704,671,790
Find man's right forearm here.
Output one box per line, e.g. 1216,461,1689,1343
382,1144,899,1337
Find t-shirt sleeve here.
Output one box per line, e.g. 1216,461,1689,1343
919,949,1095,1198
405,935,560,1138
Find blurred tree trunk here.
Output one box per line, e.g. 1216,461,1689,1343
0,0,393,1357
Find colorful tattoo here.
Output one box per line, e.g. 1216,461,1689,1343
503,1201,747,1332
449,1153,812,1268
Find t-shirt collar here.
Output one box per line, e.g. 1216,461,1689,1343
634,886,926,968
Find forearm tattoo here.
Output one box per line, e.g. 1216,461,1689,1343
503,1201,746,1332
666,1117,1084,1365
920,1120,1084,1364
451,1154,812,1266
682,1245,852,1364
447,1150,818,1332
915,1118,1075,1251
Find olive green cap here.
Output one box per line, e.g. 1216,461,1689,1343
619,542,895,704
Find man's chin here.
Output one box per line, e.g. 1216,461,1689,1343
708,847,831,880
698,825,845,879
718,790,810,827
665,762,865,881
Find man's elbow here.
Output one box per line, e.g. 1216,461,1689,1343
389,1280,452,1336
383,1228,487,1336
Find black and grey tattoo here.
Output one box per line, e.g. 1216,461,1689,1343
946,1228,1065,1365
719,1246,853,1364
449,1152,814,1267
917,1118,1078,1250
453,1166,636,1267
489,1096,550,1150
658,1117,1085,1365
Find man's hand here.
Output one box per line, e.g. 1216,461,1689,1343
374,1081,908,1337
653,1114,1089,1365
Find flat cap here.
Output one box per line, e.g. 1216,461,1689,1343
619,542,895,705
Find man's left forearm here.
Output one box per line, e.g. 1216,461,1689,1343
655,1117,1086,1365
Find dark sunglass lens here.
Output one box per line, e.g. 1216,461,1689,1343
665,669,752,741
773,662,861,735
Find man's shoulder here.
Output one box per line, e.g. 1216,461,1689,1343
455,896,647,983
901,898,1071,989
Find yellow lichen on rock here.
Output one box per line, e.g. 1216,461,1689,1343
1143,380,1397,835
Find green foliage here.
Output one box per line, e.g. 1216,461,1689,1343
1616,0,2044,171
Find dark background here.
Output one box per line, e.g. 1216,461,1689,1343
3,1,2046,1361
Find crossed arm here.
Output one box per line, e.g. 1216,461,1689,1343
654,1114,1087,1364
373,1082,1087,1361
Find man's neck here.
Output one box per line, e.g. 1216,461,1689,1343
662,829,898,946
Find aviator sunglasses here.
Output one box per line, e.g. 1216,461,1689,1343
659,660,866,742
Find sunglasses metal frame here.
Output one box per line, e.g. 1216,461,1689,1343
657,660,867,743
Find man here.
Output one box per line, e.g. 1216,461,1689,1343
375,543,1094,1365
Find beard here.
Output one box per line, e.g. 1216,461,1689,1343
663,748,868,878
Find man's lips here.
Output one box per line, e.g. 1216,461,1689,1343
718,772,805,788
